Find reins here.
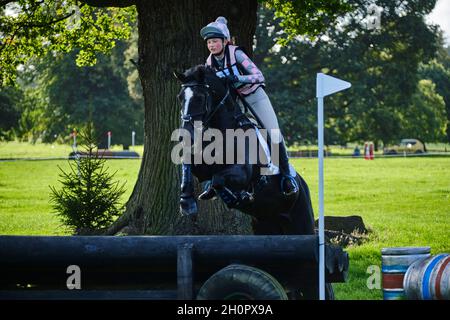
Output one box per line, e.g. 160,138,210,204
180,82,231,128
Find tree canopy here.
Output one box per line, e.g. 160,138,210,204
419,45,450,141
7,37,143,145
255,0,446,146
1,0,135,86
1,0,351,86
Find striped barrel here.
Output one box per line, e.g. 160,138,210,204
381,247,431,300
404,254,450,300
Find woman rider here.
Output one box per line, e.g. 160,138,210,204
198,16,299,199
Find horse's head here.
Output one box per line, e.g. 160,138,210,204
174,65,230,139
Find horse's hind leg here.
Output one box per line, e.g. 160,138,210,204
251,174,314,235
288,174,315,235
251,217,284,235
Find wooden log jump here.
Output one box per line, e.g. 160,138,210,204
0,235,348,300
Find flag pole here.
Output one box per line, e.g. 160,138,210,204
316,73,351,300
318,95,326,300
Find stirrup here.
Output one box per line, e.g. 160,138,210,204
216,187,239,207
281,175,299,197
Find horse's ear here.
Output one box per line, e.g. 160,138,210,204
173,71,187,83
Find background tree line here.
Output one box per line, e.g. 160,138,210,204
255,1,449,148
1,0,448,150
0,36,144,147
0,2,142,147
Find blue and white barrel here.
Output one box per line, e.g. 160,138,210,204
381,247,431,300
404,253,450,300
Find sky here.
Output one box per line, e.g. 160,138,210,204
427,0,450,45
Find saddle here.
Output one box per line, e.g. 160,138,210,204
200,109,277,209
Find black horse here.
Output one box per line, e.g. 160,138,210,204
174,65,337,299
174,65,315,236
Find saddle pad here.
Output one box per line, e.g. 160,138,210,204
255,127,280,176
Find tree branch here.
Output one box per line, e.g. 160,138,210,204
24,8,79,28
80,0,136,7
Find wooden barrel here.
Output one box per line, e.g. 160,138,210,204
381,247,430,300
403,254,450,300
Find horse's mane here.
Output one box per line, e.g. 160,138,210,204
183,65,216,83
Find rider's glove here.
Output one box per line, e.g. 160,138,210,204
226,74,239,83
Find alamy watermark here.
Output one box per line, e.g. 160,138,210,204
64,264,383,291
366,4,382,30
67,4,82,30
366,265,381,290
171,121,282,175
66,265,81,290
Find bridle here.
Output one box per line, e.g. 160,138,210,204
180,81,231,128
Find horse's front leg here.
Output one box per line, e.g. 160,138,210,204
179,163,198,216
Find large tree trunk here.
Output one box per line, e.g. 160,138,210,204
108,0,258,235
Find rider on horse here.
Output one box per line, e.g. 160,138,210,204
198,16,299,200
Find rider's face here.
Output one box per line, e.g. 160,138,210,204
207,38,225,55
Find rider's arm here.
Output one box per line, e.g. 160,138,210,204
234,49,265,84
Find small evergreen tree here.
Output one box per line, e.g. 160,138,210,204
50,127,126,234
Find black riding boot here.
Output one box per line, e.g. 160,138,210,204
180,164,198,215
277,141,299,196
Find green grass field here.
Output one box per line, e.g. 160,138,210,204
1,140,448,159
288,142,450,156
0,143,449,300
